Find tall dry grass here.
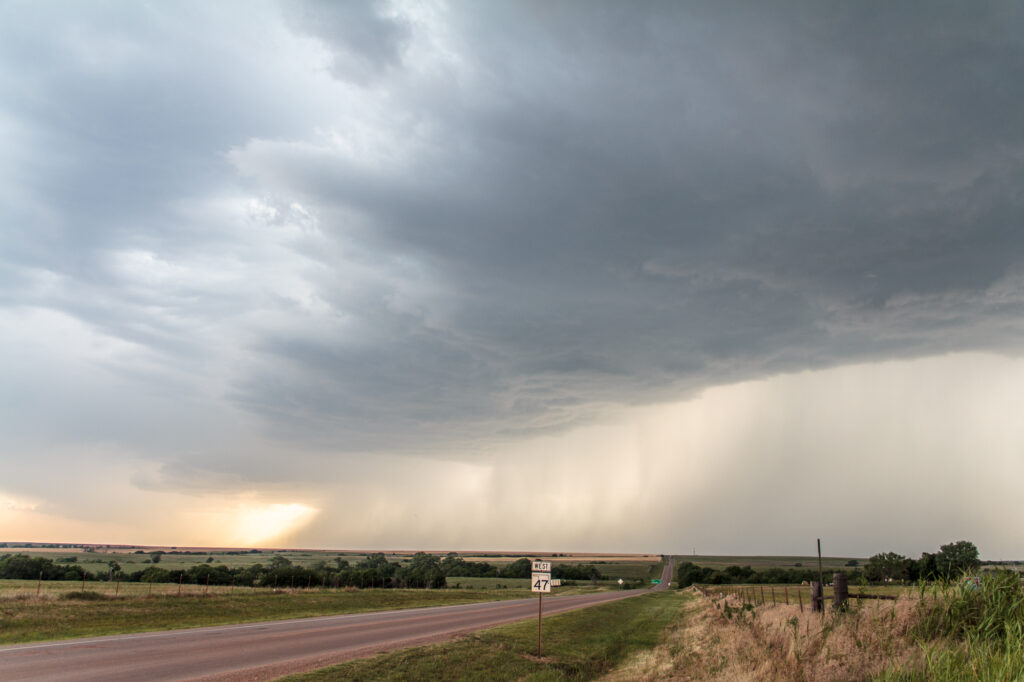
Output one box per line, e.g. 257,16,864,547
879,571,1024,681
602,589,922,681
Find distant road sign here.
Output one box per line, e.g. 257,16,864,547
550,578,562,587
531,572,551,593
617,578,624,585
651,579,661,584
532,561,551,572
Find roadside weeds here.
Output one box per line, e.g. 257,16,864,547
601,587,921,681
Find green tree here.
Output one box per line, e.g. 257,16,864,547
935,540,980,578
358,553,389,570
399,552,445,588
865,552,909,582
675,561,712,587
917,552,938,580
501,558,532,579
269,555,292,570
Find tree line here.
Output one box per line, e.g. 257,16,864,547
675,540,982,588
0,551,608,589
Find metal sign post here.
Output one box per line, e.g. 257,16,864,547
817,538,825,617
532,561,552,656
538,590,542,656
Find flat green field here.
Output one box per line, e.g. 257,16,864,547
0,586,528,645
0,578,262,598
442,577,529,590
0,546,661,578
0,547,380,575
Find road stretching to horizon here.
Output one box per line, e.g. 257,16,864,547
0,560,674,681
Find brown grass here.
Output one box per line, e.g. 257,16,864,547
601,588,924,681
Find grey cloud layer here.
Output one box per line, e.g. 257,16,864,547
2,1,1024,475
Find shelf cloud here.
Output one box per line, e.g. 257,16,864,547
1,1,1022,556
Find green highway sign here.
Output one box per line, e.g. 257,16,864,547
651,579,661,584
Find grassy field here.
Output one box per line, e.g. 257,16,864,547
0,547,379,575
0,578,265,598
0,586,529,645
0,577,631,601
441,577,529,590
281,590,689,681
663,573,1024,681
0,545,662,578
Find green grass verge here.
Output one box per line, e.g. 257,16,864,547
875,572,1024,681
0,588,525,645
280,590,689,681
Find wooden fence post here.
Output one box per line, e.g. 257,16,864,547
832,573,849,611
810,581,824,612
798,587,804,612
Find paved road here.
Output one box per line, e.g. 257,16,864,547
0,560,674,681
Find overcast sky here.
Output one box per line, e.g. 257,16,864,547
2,1,1023,559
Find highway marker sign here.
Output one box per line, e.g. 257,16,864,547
532,560,554,657
532,572,551,593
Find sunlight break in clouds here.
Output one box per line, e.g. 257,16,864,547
227,501,319,547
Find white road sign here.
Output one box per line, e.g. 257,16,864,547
531,572,551,593
550,578,562,587
532,561,551,572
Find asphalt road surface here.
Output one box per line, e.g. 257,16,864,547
0,561,674,681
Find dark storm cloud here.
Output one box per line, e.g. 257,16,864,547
282,0,411,82
223,1,1024,448
3,1,1024,464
